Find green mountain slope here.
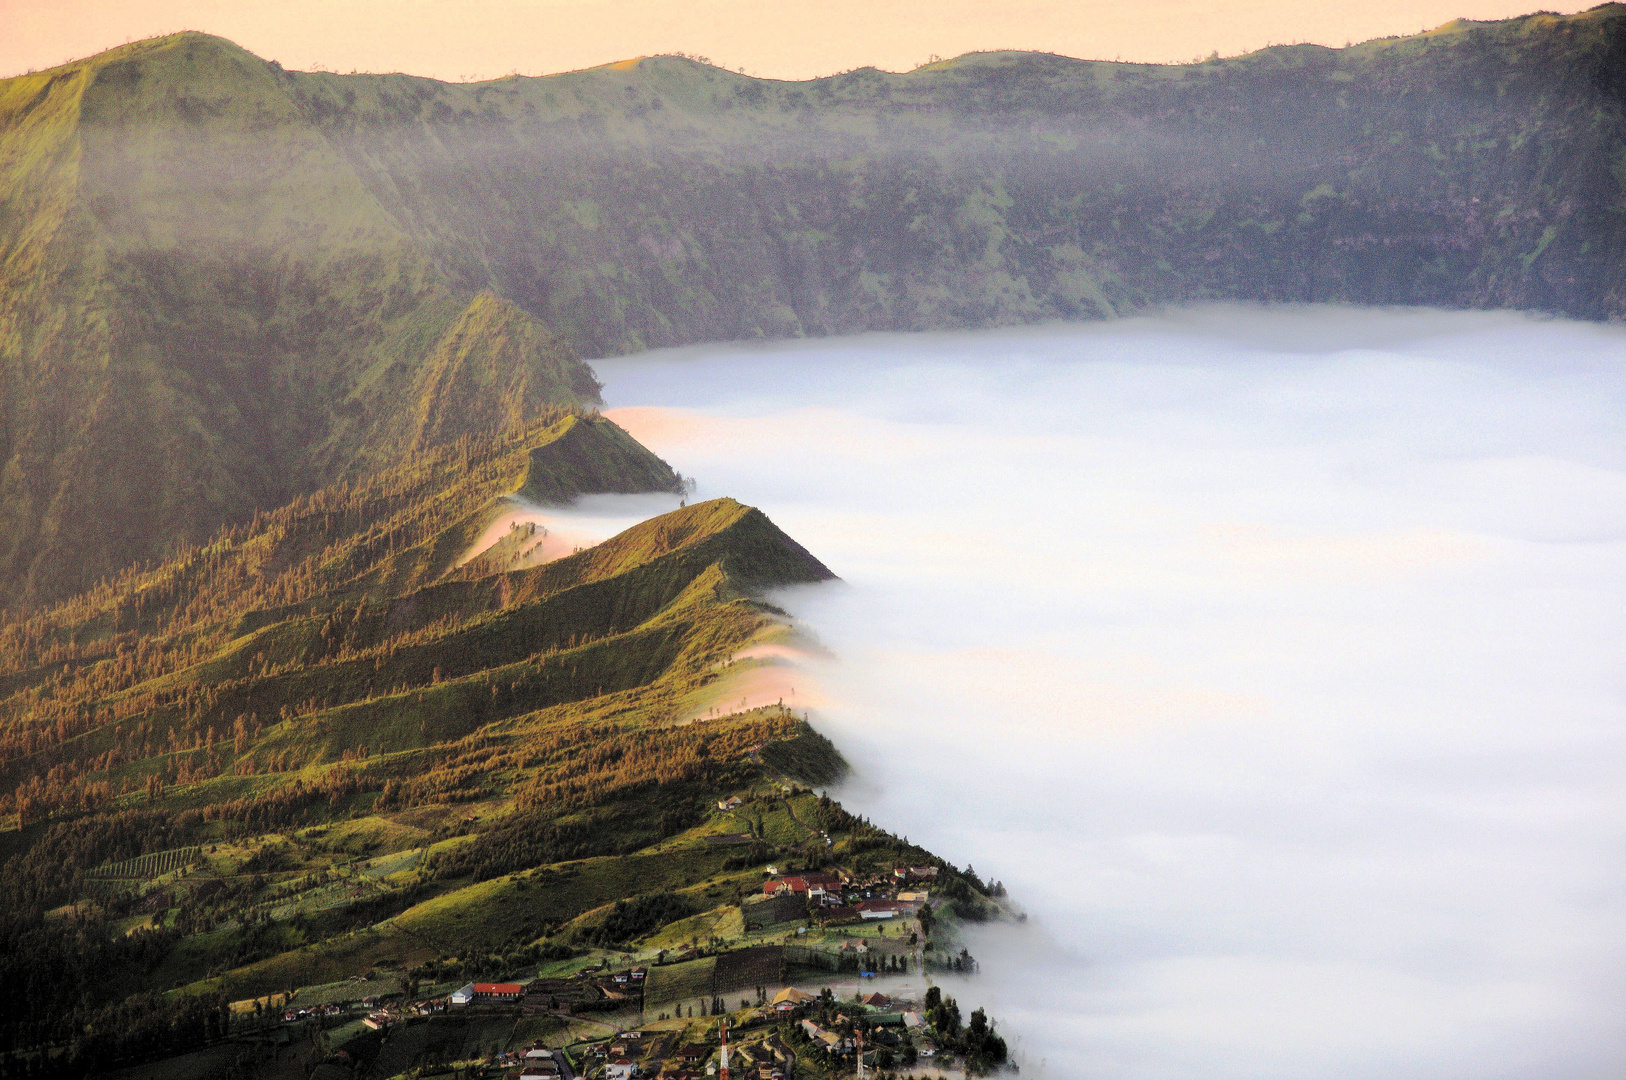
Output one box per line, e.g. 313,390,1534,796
0,415,821,824
3,8,1623,607
0,38,606,608
0,418,884,1075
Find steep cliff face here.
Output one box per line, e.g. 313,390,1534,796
1,8,1623,605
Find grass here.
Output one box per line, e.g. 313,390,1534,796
641,903,746,949
396,846,739,953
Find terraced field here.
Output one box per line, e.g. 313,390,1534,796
87,847,202,880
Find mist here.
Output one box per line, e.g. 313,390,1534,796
589,304,1626,1079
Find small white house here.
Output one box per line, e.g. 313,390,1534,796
450,983,477,1006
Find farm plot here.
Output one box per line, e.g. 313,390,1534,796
641,957,716,1008
712,945,784,994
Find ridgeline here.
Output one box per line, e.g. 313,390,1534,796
3,6,1625,604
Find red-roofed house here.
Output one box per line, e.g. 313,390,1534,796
854,900,914,919
473,983,524,1001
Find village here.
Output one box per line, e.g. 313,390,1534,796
243,861,1006,1080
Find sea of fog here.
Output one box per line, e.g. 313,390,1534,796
582,305,1625,1080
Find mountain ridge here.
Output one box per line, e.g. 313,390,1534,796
3,7,1623,608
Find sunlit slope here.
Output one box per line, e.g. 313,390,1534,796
0,416,679,758
0,407,825,816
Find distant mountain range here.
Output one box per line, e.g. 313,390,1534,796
2,6,1623,605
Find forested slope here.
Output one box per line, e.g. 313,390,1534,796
0,415,858,1076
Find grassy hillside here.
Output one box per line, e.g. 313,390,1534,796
0,414,900,1077
3,8,1625,604
0,37,607,607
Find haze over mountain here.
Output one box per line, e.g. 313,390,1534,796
2,6,1623,606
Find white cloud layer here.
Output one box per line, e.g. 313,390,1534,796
594,304,1626,1079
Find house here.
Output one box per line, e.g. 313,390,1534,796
764,873,843,899
860,992,890,1008
893,865,940,883
817,904,862,925
718,796,743,810
897,890,930,902
901,1010,926,1029
854,899,909,919
450,983,477,1006
473,982,524,1001
607,1058,637,1080
521,1063,561,1079
771,987,814,1011
678,1044,711,1064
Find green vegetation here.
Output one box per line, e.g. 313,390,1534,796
584,893,697,947
3,8,1624,605
2,11,1591,1072
0,413,863,1076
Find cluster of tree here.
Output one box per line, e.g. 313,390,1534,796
516,713,800,816
755,727,845,784
720,839,774,870
582,893,695,947
425,815,603,882
408,939,577,986
922,987,1008,1074
291,884,431,941
0,912,186,1069
0,808,188,913
195,771,367,837
170,876,272,938
937,870,1000,920
925,946,980,975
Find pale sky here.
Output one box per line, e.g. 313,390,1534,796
1,0,1593,82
